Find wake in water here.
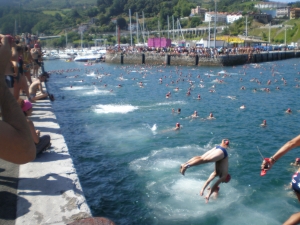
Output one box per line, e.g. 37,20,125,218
92,104,138,114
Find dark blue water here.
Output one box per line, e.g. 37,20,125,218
45,59,300,225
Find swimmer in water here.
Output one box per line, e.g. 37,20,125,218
208,112,215,119
291,158,300,167
240,105,245,109
191,111,198,118
166,92,171,98
260,120,267,127
197,94,201,100
177,108,181,114
174,123,181,130
286,108,292,113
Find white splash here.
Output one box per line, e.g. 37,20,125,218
93,104,138,114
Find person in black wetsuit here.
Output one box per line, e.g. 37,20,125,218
180,139,230,202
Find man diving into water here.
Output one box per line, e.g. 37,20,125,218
180,139,230,202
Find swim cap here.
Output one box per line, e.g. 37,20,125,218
225,174,231,183
223,139,230,147
34,43,39,48
176,123,180,126
22,100,32,112
292,172,300,193
296,158,300,162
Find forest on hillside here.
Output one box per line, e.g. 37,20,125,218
0,0,299,47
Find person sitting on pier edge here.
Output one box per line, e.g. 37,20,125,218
18,99,51,155
29,72,54,101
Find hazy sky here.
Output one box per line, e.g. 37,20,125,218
274,0,298,2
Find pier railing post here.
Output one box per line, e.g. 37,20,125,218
195,55,199,66
120,53,124,64
165,54,171,65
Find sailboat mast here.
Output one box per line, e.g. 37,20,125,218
172,15,175,41
136,12,139,44
142,11,145,44
208,9,211,48
129,9,133,46
167,15,170,39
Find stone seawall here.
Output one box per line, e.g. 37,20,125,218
105,51,300,67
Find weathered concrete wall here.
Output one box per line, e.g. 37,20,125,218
105,51,300,67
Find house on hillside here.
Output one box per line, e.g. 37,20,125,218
248,12,271,24
254,1,287,9
290,8,300,19
227,13,243,23
191,6,207,17
205,12,227,23
276,7,290,18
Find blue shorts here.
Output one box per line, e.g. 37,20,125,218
216,145,228,159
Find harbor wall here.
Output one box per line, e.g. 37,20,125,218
105,51,300,66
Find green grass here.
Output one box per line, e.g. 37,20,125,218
248,19,300,44
43,11,65,17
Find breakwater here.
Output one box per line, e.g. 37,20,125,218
105,51,300,66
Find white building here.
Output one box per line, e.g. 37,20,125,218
255,1,287,9
276,7,290,17
227,13,243,23
205,12,227,23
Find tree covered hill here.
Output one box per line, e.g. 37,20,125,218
0,0,299,47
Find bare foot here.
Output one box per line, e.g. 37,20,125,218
180,164,187,175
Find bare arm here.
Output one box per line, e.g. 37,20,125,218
200,171,217,196
261,135,300,171
38,82,44,94
283,212,300,225
0,35,36,164
27,119,39,144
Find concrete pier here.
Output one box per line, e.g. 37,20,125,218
105,50,300,66
0,83,115,225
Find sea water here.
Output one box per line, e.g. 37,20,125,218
45,59,300,225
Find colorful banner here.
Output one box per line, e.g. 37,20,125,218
216,36,244,43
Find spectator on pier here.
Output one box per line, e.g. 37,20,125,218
0,34,36,164
29,72,53,101
30,43,42,78
18,99,51,155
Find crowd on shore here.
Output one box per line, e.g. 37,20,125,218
107,45,284,59
1,34,53,164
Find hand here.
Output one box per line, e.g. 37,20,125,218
261,158,274,171
36,130,40,137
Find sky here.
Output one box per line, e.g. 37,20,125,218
274,0,298,2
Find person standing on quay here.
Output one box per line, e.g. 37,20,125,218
0,34,36,164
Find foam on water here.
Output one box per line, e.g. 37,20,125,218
92,104,138,114
61,86,90,90
129,145,244,221
155,101,187,106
